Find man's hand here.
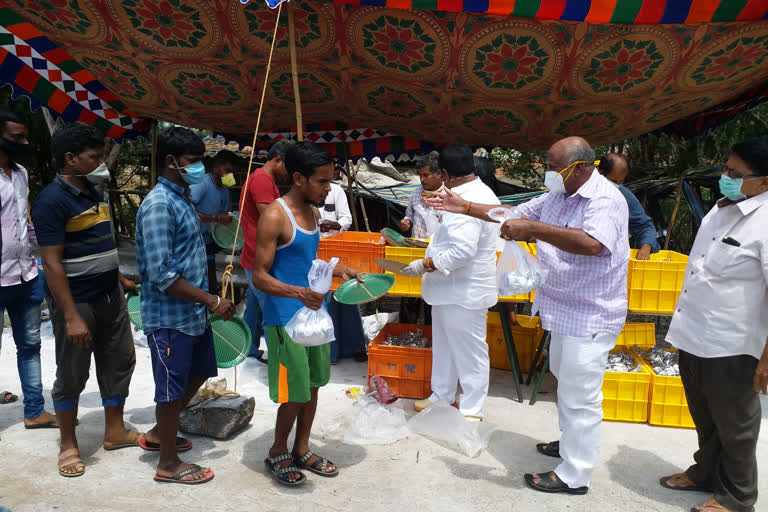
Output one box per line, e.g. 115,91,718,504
319,220,341,233
216,213,232,225
209,295,236,320
119,275,138,293
299,287,325,310
636,244,652,261
425,188,466,214
66,314,91,347
500,219,533,241
754,355,768,394
401,259,427,277
336,265,364,282
400,218,412,233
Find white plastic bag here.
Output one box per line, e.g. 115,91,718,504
344,396,410,445
407,400,496,457
284,257,338,346
488,207,548,296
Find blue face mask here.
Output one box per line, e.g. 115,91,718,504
174,158,205,185
719,175,746,201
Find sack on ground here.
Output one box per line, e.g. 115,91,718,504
285,257,338,346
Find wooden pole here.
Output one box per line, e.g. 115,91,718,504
344,145,360,231
149,119,158,187
288,2,303,142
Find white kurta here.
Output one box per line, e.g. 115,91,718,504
319,183,353,238
422,178,500,417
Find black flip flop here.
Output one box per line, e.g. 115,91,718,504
524,472,588,495
265,454,306,486
659,474,710,493
294,451,339,477
536,441,560,458
0,391,18,404
154,464,214,485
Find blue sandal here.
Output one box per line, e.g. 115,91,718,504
294,451,339,477
264,454,306,486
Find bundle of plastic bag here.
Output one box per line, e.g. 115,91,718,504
284,257,338,346
343,396,410,445
407,400,497,457
368,375,399,404
488,207,548,296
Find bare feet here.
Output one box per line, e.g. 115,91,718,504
531,472,558,485
24,411,58,428
58,447,85,477
156,461,212,483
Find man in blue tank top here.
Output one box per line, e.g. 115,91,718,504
251,141,361,486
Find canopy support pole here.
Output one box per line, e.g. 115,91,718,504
288,2,303,142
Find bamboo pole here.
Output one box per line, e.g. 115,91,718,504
288,2,303,142
344,147,360,231
149,119,158,187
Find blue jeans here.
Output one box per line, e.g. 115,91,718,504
243,269,266,358
0,276,45,419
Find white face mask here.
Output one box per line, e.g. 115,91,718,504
85,162,110,185
544,171,566,195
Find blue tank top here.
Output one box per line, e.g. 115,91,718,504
263,198,320,326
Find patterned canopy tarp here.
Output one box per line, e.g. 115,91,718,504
0,2,147,140
4,1,768,148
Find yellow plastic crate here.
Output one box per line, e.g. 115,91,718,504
627,250,689,314
615,322,656,348
602,349,652,423
384,243,532,301
486,313,543,372
633,347,695,429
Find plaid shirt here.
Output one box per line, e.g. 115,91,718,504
519,170,629,337
136,177,208,336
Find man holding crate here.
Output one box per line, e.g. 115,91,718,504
660,138,768,512
428,136,629,495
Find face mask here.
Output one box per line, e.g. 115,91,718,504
221,172,236,187
85,162,111,185
174,158,206,185
421,184,445,200
544,171,566,195
719,175,746,201
1,138,30,159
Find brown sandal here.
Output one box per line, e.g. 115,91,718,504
691,498,733,512
660,473,709,492
103,430,145,451
58,448,85,478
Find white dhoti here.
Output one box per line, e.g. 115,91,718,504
548,331,617,488
428,304,489,418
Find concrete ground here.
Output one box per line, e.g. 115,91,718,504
1,320,766,512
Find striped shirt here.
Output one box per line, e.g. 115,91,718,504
31,175,119,302
0,164,38,286
518,170,629,337
136,177,208,336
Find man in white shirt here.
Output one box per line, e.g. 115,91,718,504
319,176,366,363
400,152,442,239
660,138,768,512
319,181,352,238
401,145,500,421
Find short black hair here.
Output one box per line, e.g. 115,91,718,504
284,141,333,179
157,126,205,168
414,151,440,173
0,109,26,135
51,122,105,169
267,139,295,161
598,153,630,176
731,137,768,177
439,144,474,177
473,155,497,189
211,149,240,169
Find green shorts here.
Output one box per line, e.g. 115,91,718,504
266,325,331,404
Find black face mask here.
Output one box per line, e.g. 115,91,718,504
0,138,31,159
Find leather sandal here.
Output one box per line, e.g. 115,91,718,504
524,471,588,495
536,440,560,458
659,472,709,492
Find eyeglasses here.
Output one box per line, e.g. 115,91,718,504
721,165,761,180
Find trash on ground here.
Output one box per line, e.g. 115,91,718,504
343,396,409,445
407,400,496,457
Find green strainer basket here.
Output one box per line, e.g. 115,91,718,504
211,214,244,250
381,227,409,247
210,314,251,368
334,273,395,305
125,284,142,330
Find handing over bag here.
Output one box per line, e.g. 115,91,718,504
488,207,548,296
285,257,339,346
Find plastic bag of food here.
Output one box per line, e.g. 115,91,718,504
284,257,338,346
488,207,548,296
